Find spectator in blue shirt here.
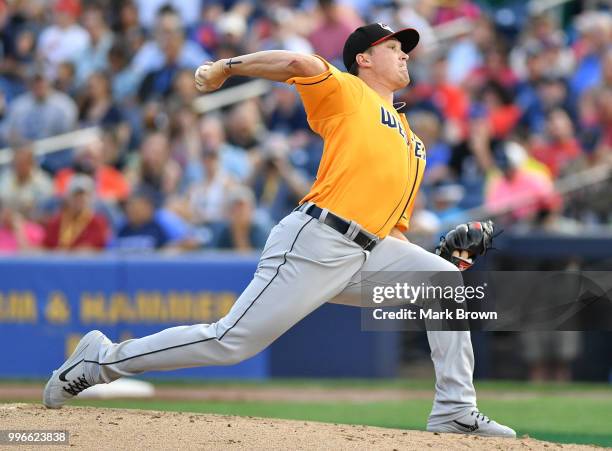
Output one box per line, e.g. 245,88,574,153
409,111,451,186
2,71,77,144
249,134,310,225
113,187,168,251
216,185,268,252
134,7,209,101
570,11,610,97
183,115,251,186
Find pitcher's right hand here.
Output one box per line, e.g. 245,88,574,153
195,60,229,93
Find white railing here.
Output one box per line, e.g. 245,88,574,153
0,127,100,166
192,79,271,114
0,79,271,165
528,0,574,16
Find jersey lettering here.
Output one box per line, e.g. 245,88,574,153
380,106,397,129
414,140,426,160
380,106,407,141
409,131,426,160
289,59,426,237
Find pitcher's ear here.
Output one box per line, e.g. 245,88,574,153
356,53,371,68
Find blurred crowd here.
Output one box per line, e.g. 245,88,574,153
0,0,611,254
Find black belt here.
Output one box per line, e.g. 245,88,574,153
297,204,379,251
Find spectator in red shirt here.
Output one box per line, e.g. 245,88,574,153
410,54,470,137
530,108,583,177
434,0,481,26
43,175,109,251
54,135,130,203
594,87,612,156
480,81,521,140
466,45,518,93
308,0,357,63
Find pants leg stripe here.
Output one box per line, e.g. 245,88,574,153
86,216,315,367
86,338,216,366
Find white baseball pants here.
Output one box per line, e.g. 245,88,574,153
97,210,476,426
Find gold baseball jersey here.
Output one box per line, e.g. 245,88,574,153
286,57,426,238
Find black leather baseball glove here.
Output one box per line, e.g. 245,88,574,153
435,220,495,271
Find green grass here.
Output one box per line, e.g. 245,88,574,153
140,378,612,393
4,380,612,447
5,377,611,393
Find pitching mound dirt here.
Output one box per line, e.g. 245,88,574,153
0,403,599,450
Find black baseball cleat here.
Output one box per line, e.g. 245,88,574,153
427,410,516,438
43,330,110,409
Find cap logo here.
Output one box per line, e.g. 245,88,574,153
378,23,394,32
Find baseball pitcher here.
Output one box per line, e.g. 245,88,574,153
44,23,514,438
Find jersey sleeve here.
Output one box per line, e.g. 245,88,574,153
285,56,362,126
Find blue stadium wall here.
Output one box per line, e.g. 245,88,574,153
0,254,399,379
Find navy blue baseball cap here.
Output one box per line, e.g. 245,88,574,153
343,23,420,71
